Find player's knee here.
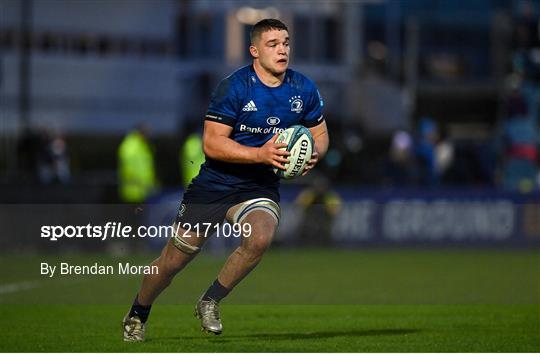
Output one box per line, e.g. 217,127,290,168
158,256,184,277
159,245,190,276
243,234,272,257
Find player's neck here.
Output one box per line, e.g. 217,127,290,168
252,62,285,87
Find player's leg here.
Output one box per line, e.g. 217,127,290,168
123,224,207,342
195,198,279,334
137,224,207,305
216,209,277,288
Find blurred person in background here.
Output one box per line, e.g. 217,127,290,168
383,130,418,186
295,175,341,246
17,127,49,183
495,2,540,192
179,120,205,189
46,131,71,184
496,78,539,193
18,127,71,185
414,117,439,186
434,125,455,185
118,124,158,204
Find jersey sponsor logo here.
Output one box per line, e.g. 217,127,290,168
242,100,258,112
266,117,280,126
289,96,303,113
239,124,284,135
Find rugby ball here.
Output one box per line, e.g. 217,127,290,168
273,125,314,179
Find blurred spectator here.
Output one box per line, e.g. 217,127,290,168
46,133,71,184
496,81,539,193
17,127,47,182
435,128,454,176
179,121,205,189
383,130,418,186
434,125,455,183
295,176,342,246
17,127,70,184
118,124,158,203
414,117,439,186
490,1,540,192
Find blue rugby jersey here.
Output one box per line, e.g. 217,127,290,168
192,64,324,192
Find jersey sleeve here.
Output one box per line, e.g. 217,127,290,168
301,83,325,128
205,77,239,127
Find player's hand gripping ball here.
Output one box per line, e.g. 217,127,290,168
273,125,314,179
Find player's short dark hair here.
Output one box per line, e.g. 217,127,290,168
250,19,289,44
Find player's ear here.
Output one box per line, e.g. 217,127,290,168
249,45,259,58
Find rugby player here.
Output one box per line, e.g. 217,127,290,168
123,18,329,341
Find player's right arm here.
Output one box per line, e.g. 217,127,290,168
203,120,289,170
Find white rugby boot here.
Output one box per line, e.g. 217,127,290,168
122,314,146,342
195,298,223,335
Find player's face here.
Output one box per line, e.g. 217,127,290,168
253,29,290,76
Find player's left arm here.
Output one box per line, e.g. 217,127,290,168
302,121,329,176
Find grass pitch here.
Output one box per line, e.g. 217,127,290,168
0,249,538,352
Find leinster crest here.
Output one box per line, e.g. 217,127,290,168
289,96,303,113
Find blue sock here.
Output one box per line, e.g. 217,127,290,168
128,294,152,323
202,279,230,303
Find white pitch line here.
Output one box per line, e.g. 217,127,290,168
0,280,40,295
